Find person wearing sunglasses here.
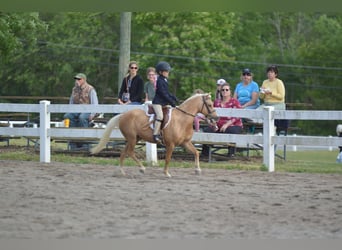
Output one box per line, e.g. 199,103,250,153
118,61,144,105
201,83,243,158
233,68,260,110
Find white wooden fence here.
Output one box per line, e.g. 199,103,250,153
0,100,341,172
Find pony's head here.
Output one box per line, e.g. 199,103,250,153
190,93,218,124
179,93,218,124
201,93,219,123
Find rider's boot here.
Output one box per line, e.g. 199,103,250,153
153,120,162,143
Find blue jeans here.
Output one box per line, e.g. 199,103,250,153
128,102,142,105
244,104,260,110
63,113,90,127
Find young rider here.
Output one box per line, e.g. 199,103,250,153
152,61,178,143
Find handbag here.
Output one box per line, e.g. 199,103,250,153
122,77,131,102
122,92,130,102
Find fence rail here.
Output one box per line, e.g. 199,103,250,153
0,100,341,172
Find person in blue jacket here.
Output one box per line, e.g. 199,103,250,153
152,61,178,143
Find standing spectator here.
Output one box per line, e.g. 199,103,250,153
260,65,287,134
152,61,178,143
144,67,157,104
336,124,342,163
118,61,144,105
201,83,243,158
64,73,98,127
260,65,286,110
233,68,260,109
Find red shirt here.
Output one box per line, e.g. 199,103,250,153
214,98,243,129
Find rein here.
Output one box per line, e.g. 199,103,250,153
175,95,215,119
175,106,196,117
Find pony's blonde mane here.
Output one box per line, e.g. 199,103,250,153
181,93,210,106
178,93,212,115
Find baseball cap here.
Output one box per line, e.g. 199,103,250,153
216,78,226,85
74,73,87,80
242,68,252,74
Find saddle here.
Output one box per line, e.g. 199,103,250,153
147,104,172,129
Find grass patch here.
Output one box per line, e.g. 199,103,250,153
1,138,341,174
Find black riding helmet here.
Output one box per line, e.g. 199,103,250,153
156,61,171,73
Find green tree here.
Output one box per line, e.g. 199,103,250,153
134,12,237,98
34,12,121,101
0,12,47,61
0,12,47,97
1,12,121,102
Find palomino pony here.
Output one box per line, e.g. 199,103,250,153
91,93,218,177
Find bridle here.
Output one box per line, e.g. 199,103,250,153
175,95,217,121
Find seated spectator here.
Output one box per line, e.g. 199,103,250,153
233,68,260,110
64,73,99,149
64,73,98,127
201,83,243,158
215,78,226,100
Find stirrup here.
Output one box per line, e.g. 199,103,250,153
153,135,162,143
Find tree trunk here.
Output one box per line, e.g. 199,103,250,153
118,12,131,96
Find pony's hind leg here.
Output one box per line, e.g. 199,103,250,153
121,140,146,174
118,149,127,176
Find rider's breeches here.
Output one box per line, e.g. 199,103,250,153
152,104,163,135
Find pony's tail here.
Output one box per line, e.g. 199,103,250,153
90,114,122,154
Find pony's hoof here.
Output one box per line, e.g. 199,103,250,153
139,167,145,174
195,168,202,175
112,170,126,177
165,172,172,178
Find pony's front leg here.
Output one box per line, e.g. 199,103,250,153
183,141,201,175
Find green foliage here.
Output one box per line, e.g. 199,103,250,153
134,12,237,97
0,12,47,61
0,12,341,135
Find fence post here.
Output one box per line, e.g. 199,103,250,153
39,100,51,163
146,142,158,166
263,106,275,172
292,134,297,151
328,135,333,151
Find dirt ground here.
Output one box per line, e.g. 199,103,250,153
0,159,342,239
